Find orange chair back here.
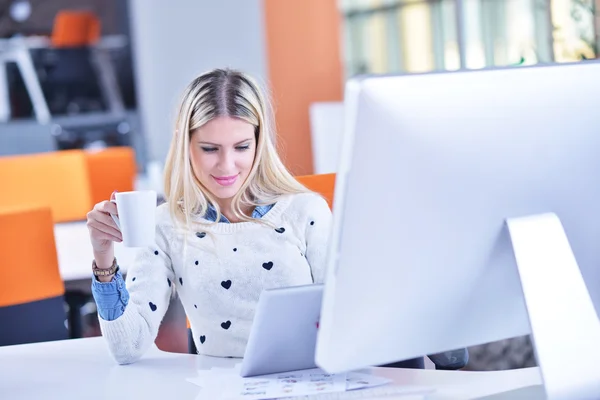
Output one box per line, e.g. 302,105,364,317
295,173,336,209
0,150,92,222
0,207,64,308
85,147,137,205
51,11,100,47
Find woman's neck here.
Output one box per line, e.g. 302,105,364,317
215,199,253,223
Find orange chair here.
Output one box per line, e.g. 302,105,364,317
296,173,336,209
0,207,68,346
85,147,137,205
51,11,100,48
0,150,93,222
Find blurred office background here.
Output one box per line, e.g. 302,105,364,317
1,0,597,371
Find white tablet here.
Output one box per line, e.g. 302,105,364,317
240,284,324,377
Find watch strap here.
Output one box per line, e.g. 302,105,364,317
92,257,119,277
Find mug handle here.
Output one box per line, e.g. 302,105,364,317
110,199,121,231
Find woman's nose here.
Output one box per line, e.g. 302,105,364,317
217,150,235,171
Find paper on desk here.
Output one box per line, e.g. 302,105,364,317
189,367,347,399
217,368,346,400
345,372,391,390
187,366,408,399
187,369,390,391
187,376,206,388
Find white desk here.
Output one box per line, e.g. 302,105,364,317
54,222,138,281
0,337,542,400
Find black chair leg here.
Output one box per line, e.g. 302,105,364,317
64,290,90,339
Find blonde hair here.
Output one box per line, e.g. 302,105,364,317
163,68,308,228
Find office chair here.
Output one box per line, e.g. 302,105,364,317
295,173,336,209
39,46,106,115
0,207,68,346
0,150,92,222
84,146,137,205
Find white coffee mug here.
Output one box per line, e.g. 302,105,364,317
110,190,157,247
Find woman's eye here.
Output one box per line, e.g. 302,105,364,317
236,145,250,151
201,147,218,153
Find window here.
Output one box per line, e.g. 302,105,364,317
340,0,598,76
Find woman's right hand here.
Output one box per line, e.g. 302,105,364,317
86,192,123,268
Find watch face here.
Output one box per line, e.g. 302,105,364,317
95,268,113,276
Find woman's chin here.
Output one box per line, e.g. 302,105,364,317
209,186,240,201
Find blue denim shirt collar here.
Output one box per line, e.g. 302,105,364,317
204,203,273,223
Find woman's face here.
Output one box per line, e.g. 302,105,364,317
189,116,256,203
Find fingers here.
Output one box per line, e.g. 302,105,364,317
95,199,118,217
87,201,122,242
91,207,121,231
87,217,122,242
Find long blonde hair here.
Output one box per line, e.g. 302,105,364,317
163,68,308,228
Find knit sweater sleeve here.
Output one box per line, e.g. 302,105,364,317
98,212,175,365
303,194,333,284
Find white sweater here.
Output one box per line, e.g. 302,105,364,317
99,193,332,364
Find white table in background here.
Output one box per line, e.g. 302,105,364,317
54,221,138,281
0,337,542,400
53,174,162,282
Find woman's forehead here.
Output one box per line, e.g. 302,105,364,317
192,117,255,144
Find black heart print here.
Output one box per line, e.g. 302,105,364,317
262,261,273,271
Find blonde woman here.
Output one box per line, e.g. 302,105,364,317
87,68,468,370
87,69,331,364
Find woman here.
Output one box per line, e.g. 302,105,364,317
87,68,468,370
87,68,331,364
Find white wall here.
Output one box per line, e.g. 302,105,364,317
128,0,268,164
309,102,344,174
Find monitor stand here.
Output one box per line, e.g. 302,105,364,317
503,213,600,400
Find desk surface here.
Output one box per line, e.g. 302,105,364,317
54,222,137,281
0,337,542,400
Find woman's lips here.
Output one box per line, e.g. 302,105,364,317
213,175,238,186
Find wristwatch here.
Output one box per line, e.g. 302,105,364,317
92,257,119,277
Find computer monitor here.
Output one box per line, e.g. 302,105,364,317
315,61,600,399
